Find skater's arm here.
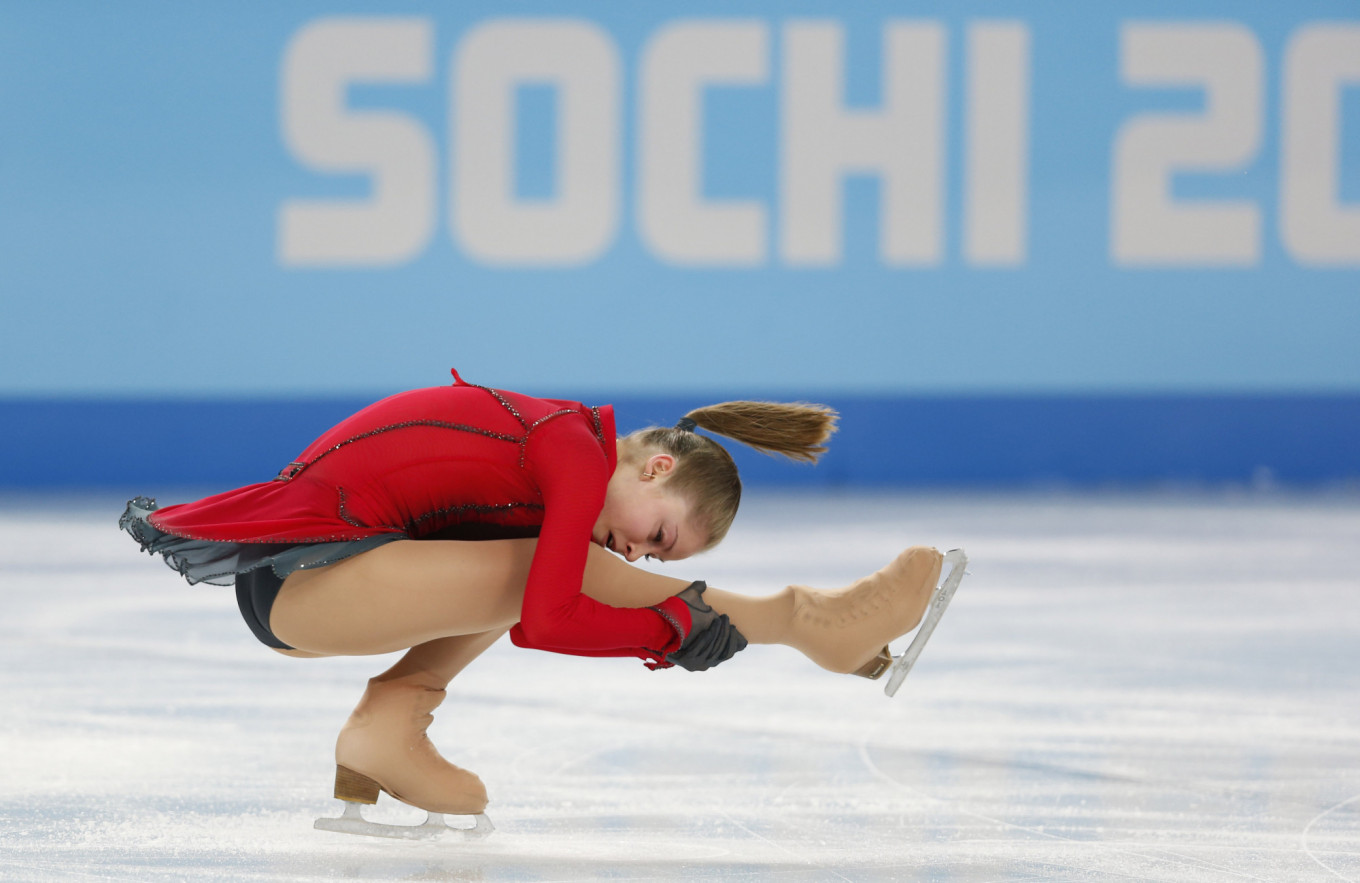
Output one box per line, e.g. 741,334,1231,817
509,421,690,663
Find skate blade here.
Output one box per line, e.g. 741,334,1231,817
314,800,495,841
884,548,967,698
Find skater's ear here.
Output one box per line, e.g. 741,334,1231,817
644,453,676,478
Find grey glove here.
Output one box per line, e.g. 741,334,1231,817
665,581,748,672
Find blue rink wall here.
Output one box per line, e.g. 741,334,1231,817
2,3,1358,488
3,394,1357,489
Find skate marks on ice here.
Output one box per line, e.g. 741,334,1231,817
857,734,1292,883
1303,792,1360,883
2,491,1360,881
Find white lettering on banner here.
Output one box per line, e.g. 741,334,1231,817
277,16,1031,270
278,18,435,266
1281,24,1360,265
1112,23,1263,266
638,21,769,266
453,20,620,265
781,21,945,266
965,22,1030,266
274,17,1359,271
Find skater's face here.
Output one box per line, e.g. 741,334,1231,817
594,453,707,562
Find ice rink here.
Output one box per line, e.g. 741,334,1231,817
1,490,1358,882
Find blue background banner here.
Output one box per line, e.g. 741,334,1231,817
4,394,1357,490
2,3,1357,486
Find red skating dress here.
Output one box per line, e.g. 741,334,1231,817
119,370,688,666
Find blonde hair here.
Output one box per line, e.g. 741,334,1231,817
622,401,838,550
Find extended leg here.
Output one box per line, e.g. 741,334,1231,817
578,542,944,673
272,538,942,673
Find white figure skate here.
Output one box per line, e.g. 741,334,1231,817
883,548,967,697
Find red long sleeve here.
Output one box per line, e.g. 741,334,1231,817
508,416,682,661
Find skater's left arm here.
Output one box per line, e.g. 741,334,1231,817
509,420,692,664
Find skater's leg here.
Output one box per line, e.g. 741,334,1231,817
330,628,507,816
576,546,792,643
272,537,940,672
578,543,945,672
373,629,510,689
271,539,536,655
273,563,516,817
273,537,790,654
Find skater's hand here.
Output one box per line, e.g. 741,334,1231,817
659,582,748,672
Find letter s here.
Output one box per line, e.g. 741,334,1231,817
278,18,435,267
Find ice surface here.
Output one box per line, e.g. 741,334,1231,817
2,490,1358,881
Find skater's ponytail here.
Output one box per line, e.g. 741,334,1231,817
680,401,839,464
622,402,838,550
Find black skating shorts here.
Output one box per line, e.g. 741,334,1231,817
235,568,294,651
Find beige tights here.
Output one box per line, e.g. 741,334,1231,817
271,539,940,684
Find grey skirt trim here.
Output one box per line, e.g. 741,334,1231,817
118,496,405,587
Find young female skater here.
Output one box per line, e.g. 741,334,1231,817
120,369,945,830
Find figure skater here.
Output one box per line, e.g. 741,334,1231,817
120,369,948,835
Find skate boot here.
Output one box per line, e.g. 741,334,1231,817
314,677,493,840
788,545,944,677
